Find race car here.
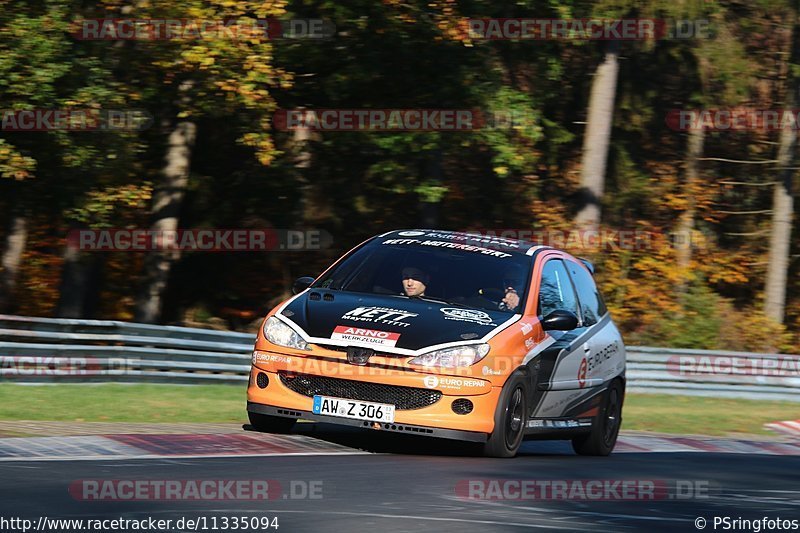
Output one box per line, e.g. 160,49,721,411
246,229,626,458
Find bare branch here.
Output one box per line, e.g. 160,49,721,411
698,157,779,164
719,181,779,186
717,209,773,215
723,230,771,236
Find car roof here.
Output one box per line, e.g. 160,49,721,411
375,229,551,257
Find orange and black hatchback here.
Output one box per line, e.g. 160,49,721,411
247,230,626,457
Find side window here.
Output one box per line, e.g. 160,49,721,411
566,261,607,326
538,260,579,317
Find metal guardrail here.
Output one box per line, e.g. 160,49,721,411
0,314,254,384
1,314,799,401
626,346,800,402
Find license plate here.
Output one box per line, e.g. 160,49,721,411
312,395,395,423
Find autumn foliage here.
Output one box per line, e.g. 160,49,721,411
1,0,799,352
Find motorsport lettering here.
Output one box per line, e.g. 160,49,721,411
382,238,512,258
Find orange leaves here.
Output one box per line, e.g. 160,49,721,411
0,141,36,180
15,222,64,316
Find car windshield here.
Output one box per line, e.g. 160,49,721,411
311,239,531,314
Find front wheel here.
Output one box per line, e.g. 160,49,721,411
483,373,529,458
571,379,623,456
248,411,296,434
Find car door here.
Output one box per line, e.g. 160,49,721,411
530,256,590,418
564,259,625,393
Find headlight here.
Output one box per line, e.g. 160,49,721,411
408,344,490,368
263,316,310,351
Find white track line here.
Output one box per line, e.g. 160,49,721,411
0,451,372,462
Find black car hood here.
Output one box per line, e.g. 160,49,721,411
279,290,513,352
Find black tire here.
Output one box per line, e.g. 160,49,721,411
248,411,296,434
571,379,624,456
483,372,529,458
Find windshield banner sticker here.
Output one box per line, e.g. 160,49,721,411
381,238,513,258
396,230,520,249
332,326,401,347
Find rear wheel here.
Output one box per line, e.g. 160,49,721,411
248,411,296,434
483,373,528,458
571,379,623,456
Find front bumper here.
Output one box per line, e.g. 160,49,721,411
247,402,488,443
247,349,504,437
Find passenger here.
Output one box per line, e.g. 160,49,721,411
498,265,525,311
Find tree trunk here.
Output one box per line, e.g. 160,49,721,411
57,236,89,318
292,110,315,223
765,20,799,325
420,149,443,228
676,127,705,292
575,42,620,230
56,228,105,318
765,123,795,323
134,119,197,323
0,214,28,313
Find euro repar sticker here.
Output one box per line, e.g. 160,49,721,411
331,326,401,347
422,374,487,391
440,307,496,326
253,351,290,365
586,340,621,372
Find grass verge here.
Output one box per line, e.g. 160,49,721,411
0,384,797,436
621,393,799,436
0,383,245,423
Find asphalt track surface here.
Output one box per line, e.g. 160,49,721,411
1,424,799,533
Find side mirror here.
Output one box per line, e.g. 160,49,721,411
541,309,579,331
292,276,315,295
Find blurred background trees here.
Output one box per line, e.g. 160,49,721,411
1,0,799,352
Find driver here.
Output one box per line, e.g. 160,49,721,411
401,266,428,297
